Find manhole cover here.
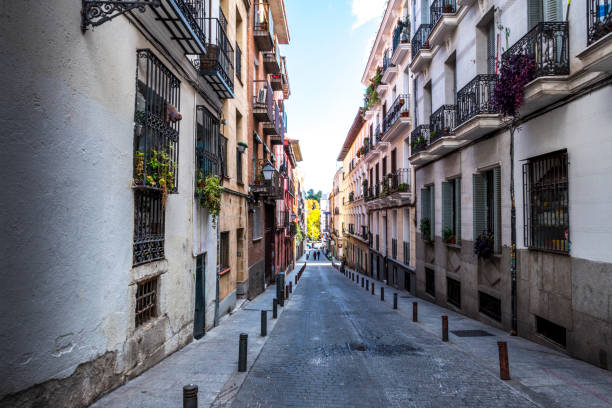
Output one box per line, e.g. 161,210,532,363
451,329,494,337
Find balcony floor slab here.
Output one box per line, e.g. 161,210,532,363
454,114,502,142
391,43,411,66
577,32,612,74
383,116,411,143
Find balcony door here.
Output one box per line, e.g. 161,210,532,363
528,0,563,29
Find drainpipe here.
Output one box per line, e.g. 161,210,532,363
510,127,517,336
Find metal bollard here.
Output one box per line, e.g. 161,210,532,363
261,310,267,336
381,287,385,301
361,277,364,288
289,281,293,294
238,333,248,372
183,384,198,408
273,298,278,319
442,316,448,342
498,342,511,380
393,293,398,309
366,280,369,290
371,282,375,295
285,285,289,300
413,302,418,322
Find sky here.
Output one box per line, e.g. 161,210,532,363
281,0,386,195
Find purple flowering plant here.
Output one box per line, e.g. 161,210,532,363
491,54,536,118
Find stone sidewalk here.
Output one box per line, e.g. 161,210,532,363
341,265,612,408
91,259,307,408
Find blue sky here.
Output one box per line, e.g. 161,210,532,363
282,0,385,195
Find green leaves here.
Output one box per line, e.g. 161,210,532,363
196,172,223,229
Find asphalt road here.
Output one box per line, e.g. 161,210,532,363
229,260,540,408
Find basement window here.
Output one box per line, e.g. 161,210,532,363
447,278,461,308
425,267,435,297
536,316,567,347
479,291,501,322
135,276,158,327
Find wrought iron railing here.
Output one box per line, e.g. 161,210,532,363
383,94,409,134
349,192,354,202
253,79,274,121
382,48,394,75
133,189,165,266
251,159,282,198
201,17,235,92
375,124,383,142
254,0,270,31
393,22,411,54
361,226,368,240
429,105,456,143
456,74,498,126
430,0,456,28
391,168,411,192
502,22,569,78
588,0,612,44
412,24,432,55
410,125,430,155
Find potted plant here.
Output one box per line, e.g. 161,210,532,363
397,183,409,192
424,40,430,48
444,3,453,13
362,179,368,187
474,231,494,259
429,129,438,140
237,141,248,153
443,227,456,245
420,218,432,243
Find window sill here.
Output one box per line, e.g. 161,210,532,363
445,243,461,249
253,236,263,242
219,267,231,276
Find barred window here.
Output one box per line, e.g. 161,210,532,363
425,267,435,297
196,106,221,178
523,150,569,253
479,291,501,322
473,168,501,253
447,278,461,308
219,231,230,271
133,189,165,266
134,49,180,193
135,276,158,327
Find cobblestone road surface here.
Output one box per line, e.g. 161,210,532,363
229,261,541,407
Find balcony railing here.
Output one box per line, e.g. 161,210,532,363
382,48,394,75
588,0,612,45
430,0,456,28
383,94,409,134
375,124,383,142
403,241,410,265
412,24,432,55
361,226,368,240
411,125,430,155
392,239,397,259
456,74,498,126
376,234,380,250
502,22,569,78
391,168,411,192
348,224,355,234
393,22,411,54
348,192,354,202
251,160,282,199
199,14,235,98
253,79,274,122
429,105,456,143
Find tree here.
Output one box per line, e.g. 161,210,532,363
307,208,321,240
306,189,322,202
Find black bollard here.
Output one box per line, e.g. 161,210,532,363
261,310,267,337
381,286,385,301
361,277,364,288
273,298,278,319
183,384,198,408
394,293,398,309
366,280,369,290
238,333,248,372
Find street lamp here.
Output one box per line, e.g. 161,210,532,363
262,164,275,181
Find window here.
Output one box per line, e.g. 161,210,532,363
220,135,228,178
425,267,435,297
135,276,158,327
196,106,221,178
420,185,435,241
235,42,242,82
523,151,569,253
134,49,180,193
442,179,461,244
486,20,496,74
447,278,461,308
252,205,263,240
236,148,243,184
473,168,501,253
133,189,165,266
479,291,501,321
252,132,260,183
219,231,230,271
536,315,567,347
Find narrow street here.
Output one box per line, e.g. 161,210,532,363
225,257,612,408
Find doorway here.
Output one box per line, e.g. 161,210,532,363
194,253,206,339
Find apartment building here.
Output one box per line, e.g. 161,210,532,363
1,0,232,405
361,0,416,290
217,0,250,317
247,0,290,298
409,0,611,369
330,168,344,259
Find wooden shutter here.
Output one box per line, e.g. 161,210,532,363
528,0,543,30
455,178,461,242
493,167,502,253
442,181,453,232
473,174,487,239
430,186,435,241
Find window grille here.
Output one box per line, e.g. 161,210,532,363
133,189,165,266
196,106,221,178
219,231,230,271
523,150,569,253
252,206,263,240
473,168,501,253
479,291,501,321
135,276,158,327
134,49,180,193
425,267,435,297
447,278,461,308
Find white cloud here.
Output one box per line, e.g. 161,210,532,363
351,0,386,29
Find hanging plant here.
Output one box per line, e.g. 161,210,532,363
491,54,536,117
195,172,223,229
420,218,432,243
363,67,383,110
474,231,494,259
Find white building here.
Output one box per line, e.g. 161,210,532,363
0,1,235,405
409,0,612,369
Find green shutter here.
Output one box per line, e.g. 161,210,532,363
421,188,430,221
493,167,502,253
473,174,486,240
528,0,543,29
430,186,435,241
442,181,453,232
455,178,461,242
